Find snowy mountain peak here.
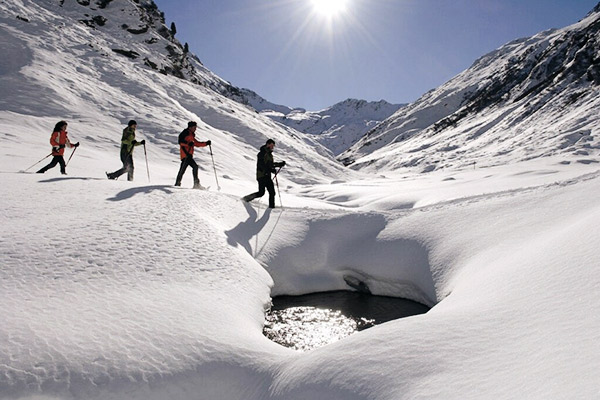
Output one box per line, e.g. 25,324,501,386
254,96,404,156
339,4,600,172
588,1,600,16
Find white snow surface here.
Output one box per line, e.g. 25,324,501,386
1,1,600,399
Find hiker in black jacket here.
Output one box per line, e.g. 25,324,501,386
243,139,285,208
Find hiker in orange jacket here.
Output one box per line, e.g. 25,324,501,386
37,120,79,174
174,121,211,188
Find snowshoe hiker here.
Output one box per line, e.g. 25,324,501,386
243,139,286,208
37,121,79,175
174,121,211,188
106,120,144,181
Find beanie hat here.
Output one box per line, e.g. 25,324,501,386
266,139,275,145
128,120,137,127
188,121,197,128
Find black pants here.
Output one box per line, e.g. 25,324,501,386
108,149,134,181
37,155,66,174
175,156,199,185
245,176,276,208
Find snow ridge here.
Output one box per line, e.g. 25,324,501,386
340,6,600,172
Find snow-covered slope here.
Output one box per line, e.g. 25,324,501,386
0,0,348,188
340,5,600,172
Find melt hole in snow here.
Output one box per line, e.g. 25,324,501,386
263,289,430,352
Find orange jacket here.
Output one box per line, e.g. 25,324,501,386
178,129,208,160
50,130,73,156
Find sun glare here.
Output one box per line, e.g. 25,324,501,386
310,0,348,18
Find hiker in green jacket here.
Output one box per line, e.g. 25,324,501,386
106,120,145,181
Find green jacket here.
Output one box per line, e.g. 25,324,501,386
120,126,141,154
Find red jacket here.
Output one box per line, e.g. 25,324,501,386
50,130,73,156
178,128,208,160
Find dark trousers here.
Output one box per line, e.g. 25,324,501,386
245,176,276,208
175,156,199,185
108,149,134,181
37,156,66,174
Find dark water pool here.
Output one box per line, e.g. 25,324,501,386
263,291,430,351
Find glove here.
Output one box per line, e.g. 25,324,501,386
188,141,195,146
132,140,138,145
73,142,80,148
52,146,59,152
281,160,286,167
140,140,146,145
205,140,211,146
59,144,65,149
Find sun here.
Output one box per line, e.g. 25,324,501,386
310,0,349,18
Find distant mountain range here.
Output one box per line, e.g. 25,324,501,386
240,92,404,155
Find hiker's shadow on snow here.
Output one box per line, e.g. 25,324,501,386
38,177,103,183
107,185,173,202
225,202,272,256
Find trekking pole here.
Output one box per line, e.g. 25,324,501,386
209,144,221,191
273,166,283,208
143,142,150,182
65,146,78,167
23,153,52,172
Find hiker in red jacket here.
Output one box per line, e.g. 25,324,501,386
174,121,211,188
37,121,79,175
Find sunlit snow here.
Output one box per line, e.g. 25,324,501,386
1,1,599,399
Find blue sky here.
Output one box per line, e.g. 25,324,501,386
153,0,599,110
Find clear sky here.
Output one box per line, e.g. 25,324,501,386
153,0,599,111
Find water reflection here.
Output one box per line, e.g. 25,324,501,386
264,291,429,352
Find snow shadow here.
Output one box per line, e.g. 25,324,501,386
38,176,103,183
106,185,174,201
225,202,274,256
266,213,437,306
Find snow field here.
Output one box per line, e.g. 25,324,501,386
3,142,600,400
